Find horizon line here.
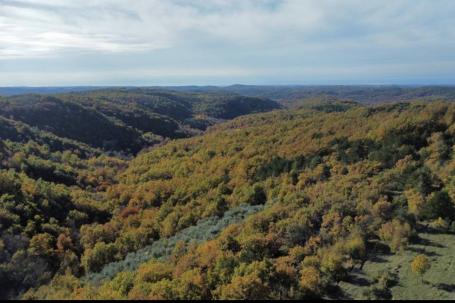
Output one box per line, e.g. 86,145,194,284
2,83,455,88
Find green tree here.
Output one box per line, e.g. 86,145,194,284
81,242,118,273
421,191,455,225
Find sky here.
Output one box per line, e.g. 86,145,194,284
0,0,455,86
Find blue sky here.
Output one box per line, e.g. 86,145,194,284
0,0,455,86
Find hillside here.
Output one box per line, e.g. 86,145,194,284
0,95,150,154
4,85,455,105
1,100,454,299
0,90,280,154
221,85,455,104
0,87,104,97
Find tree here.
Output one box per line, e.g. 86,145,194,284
81,242,118,273
378,220,412,253
343,234,366,269
320,249,346,283
56,233,73,252
219,259,276,300
421,191,455,225
299,266,322,297
28,233,55,259
404,188,425,218
249,184,267,206
173,269,205,300
411,254,430,283
219,273,269,300
136,260,173,284
109,271,135,297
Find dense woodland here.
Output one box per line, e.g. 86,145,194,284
4,85,455,104
1,88,455,299
0,89,280,154
220,85,455,104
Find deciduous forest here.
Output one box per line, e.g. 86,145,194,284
1,87,455,299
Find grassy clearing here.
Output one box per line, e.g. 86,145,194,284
340,231,455,300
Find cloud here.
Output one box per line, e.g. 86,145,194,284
1,0,453,57
0,0,454,84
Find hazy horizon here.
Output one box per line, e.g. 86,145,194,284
2,83,455,88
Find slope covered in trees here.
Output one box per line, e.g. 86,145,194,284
0,89,280,154
4,100,454,300
0,89,279,299
220,85,455,104
4,85,455,105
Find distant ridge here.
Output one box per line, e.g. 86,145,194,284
0,86,106,96
3,85,455,103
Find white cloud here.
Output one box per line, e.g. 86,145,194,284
0,0,454,85
1,0,453,58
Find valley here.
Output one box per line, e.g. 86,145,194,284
0,88,455,299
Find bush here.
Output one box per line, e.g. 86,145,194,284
378,220,412,253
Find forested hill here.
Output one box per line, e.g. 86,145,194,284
0,87,103,97
4,85,455,105
0,89,280,154
220,85,455,104
2,100,455,299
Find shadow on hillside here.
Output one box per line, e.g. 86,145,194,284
407,247,441,257
324,285,353,300
369,255,388,263
414,236,446,248
369,241,391,254
435,283,455,293
347,275,371,287
416,223,455,236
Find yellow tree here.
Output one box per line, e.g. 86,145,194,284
299,266,321,297
411,254,431,283
405,189,425,218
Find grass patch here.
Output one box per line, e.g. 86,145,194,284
339,231,455,300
